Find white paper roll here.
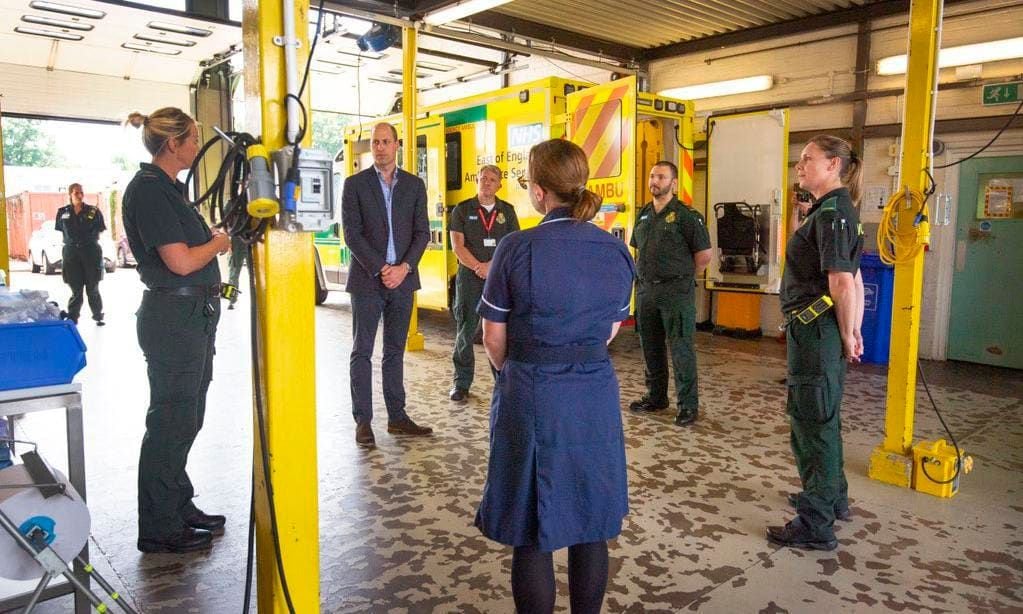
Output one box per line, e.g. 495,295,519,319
0,464,91,581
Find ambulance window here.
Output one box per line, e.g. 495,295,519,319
445,132,462,191
416,134,428,183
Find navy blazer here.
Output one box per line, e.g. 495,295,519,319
341,166,430,293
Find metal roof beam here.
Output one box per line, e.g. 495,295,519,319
462,11,643,62
642,0,968,60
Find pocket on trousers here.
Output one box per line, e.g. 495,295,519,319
787,374,834,423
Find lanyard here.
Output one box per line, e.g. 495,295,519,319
477,205,498,236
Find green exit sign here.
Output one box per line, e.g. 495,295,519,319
982,82,1022,106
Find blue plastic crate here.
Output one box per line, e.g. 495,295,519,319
0,321,87,391
860,252,894,365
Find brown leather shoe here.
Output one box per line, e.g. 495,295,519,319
387,418,433,436
355,422,375,447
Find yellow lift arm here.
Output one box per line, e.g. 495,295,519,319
868,0,942,488
243,0,320,610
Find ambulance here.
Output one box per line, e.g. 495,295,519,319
313,75,696,312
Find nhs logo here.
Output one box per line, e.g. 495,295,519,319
864,283,878,312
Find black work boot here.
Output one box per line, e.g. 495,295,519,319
674,407,698,426
629,397,668,413
767,518,837,551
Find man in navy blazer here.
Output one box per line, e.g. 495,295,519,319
342,122,434,447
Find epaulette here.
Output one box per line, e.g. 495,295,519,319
819,196,838,212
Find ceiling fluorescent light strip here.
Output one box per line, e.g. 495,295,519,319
423,0,513,26
14,25,82,40
388,69,429,78
416,60,455,72
316,58,359,69
877,36,1023,76
338,49,383,60
659,75,773,100
21,15,93,30
122,42,181,55
28,0,104,19
134,33,196,47
147,21,212,37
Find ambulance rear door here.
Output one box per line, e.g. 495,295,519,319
566,77,638,244
705,109,790,293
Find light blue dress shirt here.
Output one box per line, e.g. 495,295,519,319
375,167,398,265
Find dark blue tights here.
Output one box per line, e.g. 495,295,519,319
511,541,608,614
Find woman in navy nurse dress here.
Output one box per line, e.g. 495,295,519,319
475,139,635,614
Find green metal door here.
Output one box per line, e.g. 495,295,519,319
948,156,1023,368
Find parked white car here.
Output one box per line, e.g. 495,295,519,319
28,221,117,275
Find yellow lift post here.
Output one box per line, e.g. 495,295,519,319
867,0,942,488
402,25,425,351
243,0,320,610
0,101,9,285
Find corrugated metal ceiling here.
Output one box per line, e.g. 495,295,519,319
491,0,868,50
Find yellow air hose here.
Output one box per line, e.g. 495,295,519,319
877,186,931,265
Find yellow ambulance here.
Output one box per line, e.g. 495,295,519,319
314,75,696,312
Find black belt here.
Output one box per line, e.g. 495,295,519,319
507,342,609,364
148,284,221,298
64,242,98,248
642,276,685,285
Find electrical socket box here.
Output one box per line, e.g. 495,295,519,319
294,149,334,232
861,185,889,223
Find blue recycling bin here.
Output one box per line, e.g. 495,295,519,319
0,320,87,391
860,252,894,365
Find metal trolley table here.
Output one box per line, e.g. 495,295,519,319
0,383,89,614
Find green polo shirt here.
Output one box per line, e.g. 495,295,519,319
780,187,864,312
630,196,711,285
449,196,520,266
122,162,221,289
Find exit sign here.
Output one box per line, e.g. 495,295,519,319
982,82,1022,106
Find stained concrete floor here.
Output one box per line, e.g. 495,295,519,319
3,261,1021,613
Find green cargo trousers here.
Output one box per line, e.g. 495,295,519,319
636,280,698,412
786,311,849,541
452,267,485,390
136,291,220,539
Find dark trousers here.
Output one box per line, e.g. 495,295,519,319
227,237,249,288
635,282,698,411
350,288,413,425
451,267,485,390
786,312,848,540
136,291,219,539
62,244,103,322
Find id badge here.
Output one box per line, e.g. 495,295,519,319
483,238,497,247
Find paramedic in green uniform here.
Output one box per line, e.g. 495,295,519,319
123,108,231,554
54,183,105,325
448,164,520,401
768,135,865,551
629,161,712,426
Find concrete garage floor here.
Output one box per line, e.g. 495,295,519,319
4,261,1021,613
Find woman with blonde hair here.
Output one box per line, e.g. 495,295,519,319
769,134,865,551
122,107,231,554
476,139,635,612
